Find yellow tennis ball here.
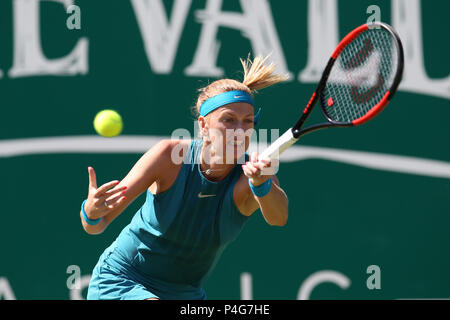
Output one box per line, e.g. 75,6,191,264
93,109,123,137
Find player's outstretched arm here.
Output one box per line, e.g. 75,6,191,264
80,139,177,235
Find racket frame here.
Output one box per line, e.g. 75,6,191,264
293,22,404,139
259,22,404,160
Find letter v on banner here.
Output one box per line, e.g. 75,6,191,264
185,0,292,79
131,0,192,74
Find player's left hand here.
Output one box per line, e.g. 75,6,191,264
242,152,277,186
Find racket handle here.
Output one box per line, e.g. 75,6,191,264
259,128,299,160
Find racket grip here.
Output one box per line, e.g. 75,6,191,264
259,128,299,160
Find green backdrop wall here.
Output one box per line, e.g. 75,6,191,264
0,0,449,299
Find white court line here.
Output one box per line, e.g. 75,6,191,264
1,135,450,179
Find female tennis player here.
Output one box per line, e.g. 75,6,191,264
81,55,289,300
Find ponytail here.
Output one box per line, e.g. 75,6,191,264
240,54,289,92
194,54,288,116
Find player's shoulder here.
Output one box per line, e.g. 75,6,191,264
151,139,192,163
165,138,192,149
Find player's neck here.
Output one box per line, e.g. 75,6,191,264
199,142,235,181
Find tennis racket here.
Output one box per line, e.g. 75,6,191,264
260,22,404,160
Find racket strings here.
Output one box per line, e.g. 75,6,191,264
323,28,398,123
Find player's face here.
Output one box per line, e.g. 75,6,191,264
208,102,255,163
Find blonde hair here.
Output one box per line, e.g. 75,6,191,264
192,54,289,117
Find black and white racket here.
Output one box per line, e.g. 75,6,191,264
260,22,404,160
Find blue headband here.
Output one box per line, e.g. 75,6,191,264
200,90,261,125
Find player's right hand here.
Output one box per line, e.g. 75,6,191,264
84,166,127,220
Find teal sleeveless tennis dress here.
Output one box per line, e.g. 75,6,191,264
87,139,250,300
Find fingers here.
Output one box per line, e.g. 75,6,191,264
244,162,260,176
94,180,120,197
84,176,126,220
250,152,271,167
243,165,264,181
88,167,97,189
93,190,127,209
96,192,127,211
251,152,258,163
242,156,276,181
103,195,127,210
89,196,126,216
102,189,127,206
101,186,127,200
242,163,254,178
247,159,271,172
88,166,124,198
259,157,271,166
